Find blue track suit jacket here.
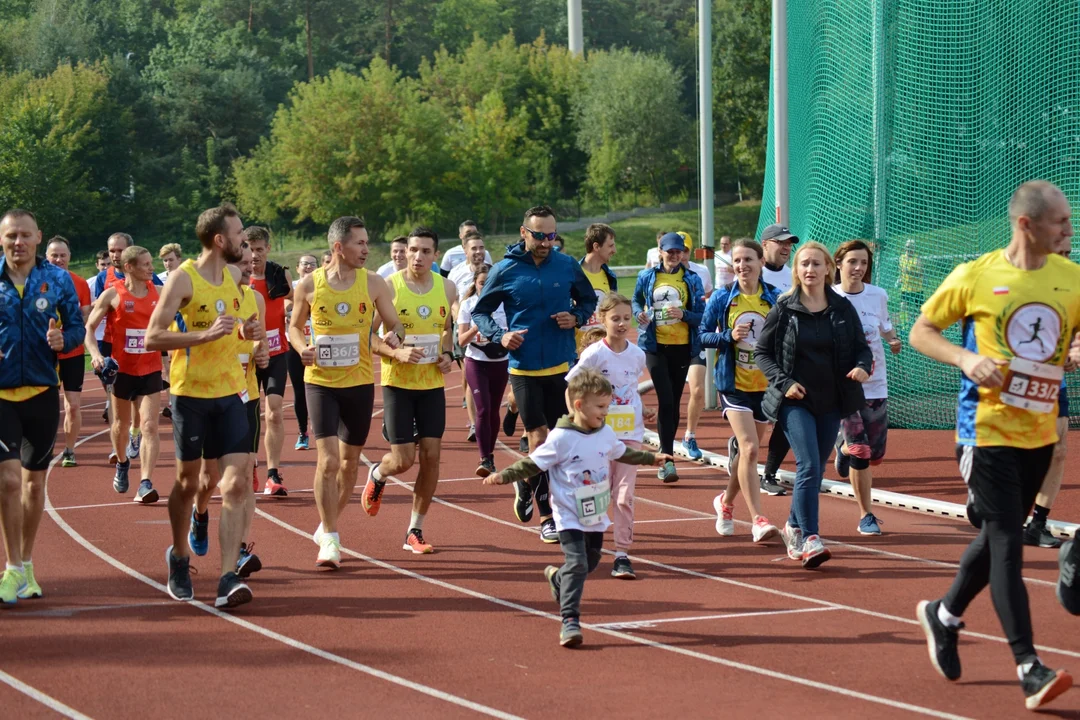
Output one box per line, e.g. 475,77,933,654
698,280,782,394
631,264,707,356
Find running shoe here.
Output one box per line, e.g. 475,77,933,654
134,479,159,504
294,433,309,451
751,516,780,543
502,408,519,437
0,567,27,605
108,450,119,465
165,546,193,601
476,455,496,478
683,435,702,461
800,534,831,569
1023,519,1062,548
113,460,130,494
1059,540,1080,615
361,467,386,516
17,562,41,599
759,474,786,496
916,599,962,681
513,480,534,522
658,460,679,483
544,565,561,602
317,535,342,568
713,493,734,536
126,431,141,459
539,518,559,544
102,407,109,422
214,572,252,609
188,509,209,556
611,556,636,579
161,405,172,419
263,471,288,497
726,436,738,479
403,528,434,554
782,522,803,561
519,435,529,453
61,449,77,467
833,437,850,479
466,424,476,443
1022,662,1073,710
858,513,883,536
560,618,583,648
237,543,262,579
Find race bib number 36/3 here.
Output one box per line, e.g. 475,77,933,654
574,480,611,526
1000,357,1064,414
315,333,361,367
405,334,441,365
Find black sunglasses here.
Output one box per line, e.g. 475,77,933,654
521,227,558,243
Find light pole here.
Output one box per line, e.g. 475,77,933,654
568,0,583,55
699,0,717,409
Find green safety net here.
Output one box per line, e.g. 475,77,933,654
758,0,1080,429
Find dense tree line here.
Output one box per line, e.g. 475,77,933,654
0,0,769,251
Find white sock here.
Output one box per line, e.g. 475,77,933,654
372,465,383,482
1018,660,1038,680
6,563,24,573
315,522,324,537
328,532,340,543
684,431,695,441
937,603,962,628
615,551,628,559
410,511,425,531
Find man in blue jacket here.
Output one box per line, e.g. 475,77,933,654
0,209,85,604
473,205,597,543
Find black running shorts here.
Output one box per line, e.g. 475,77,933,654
172,394,249,461
256,352,288,397
113,371,163,401
0,386,60,471
720,390,768,424
58,356,85,393
955,444,1054,529
510,373,567,432
382,386,446,444
306,383,374,447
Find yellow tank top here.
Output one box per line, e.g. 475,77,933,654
236,286,260,399
304,267,374,388
652,269,690,345
726,288,770,392
382,272,450,390
169,260,246,398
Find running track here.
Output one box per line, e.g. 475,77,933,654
2,366,1079,718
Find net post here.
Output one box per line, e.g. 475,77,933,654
698,0,718,410
772,0,789,225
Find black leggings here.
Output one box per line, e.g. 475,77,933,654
645,343,691,454
764,421,790,477
286,348,308,435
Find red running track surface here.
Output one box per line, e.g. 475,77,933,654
2,366,1079,718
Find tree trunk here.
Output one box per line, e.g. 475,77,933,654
384,0,394,63
248,0,253,31
306,0,314,80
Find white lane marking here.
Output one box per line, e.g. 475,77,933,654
592,606,839,630
51,488,317,512
632,517,713,525
0,669,94,720
45,430,523,720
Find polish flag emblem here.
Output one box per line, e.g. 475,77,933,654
993,286,1009,296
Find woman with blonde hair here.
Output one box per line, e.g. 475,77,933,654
754,241,873,568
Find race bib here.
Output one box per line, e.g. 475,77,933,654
239,389,249,403
238,352,250,375
736,348,756,370
315,333,361,368
652,286,683,326
574,480,611,526
303,320,312,341
405,334,441,365
1000,357,1063,414
266,328,283,354
124,328,149,354
605,404,636,436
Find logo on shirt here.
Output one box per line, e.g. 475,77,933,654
335,302,350,316
215,299,226,315
123,300,135,313
358,302,367,315
1004,302,1062,363
34,297,48,312
418,305,431,319
233,298,241,311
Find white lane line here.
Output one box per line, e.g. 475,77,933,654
632,517,713,525
0,669,94,720
50,488,318,512
45,430,523,720
261,460,973,720
592,606,839,630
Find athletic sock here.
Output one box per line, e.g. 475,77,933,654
130,427,141,437
684,431,695,441
196,510,209,522
371,465,383,483
268,468,279,479
1032,504,1051,525
117,460,129,468
328,532,340,543
410,511,425,531
937,603,962,628
615,551,628,559
1018,660,1040,680
6,563,24,573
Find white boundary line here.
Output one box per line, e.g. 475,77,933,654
0,669,93,720
43,429,523,720
592,606,838,630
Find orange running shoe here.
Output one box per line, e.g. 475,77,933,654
263,471,287,497
361,467,386,516
403,529,434,554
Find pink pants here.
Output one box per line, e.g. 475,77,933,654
610,439,640,550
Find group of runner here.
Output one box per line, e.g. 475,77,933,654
0,182,1079,707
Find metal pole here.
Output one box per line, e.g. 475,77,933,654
698,0,718,410
568,0,583,56
871,0,886,244
772,0,789,224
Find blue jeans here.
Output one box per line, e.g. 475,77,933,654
779,403,841,537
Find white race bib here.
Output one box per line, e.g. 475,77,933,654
605,404,636,437
1000,357,1063,414
651,286,683,327
266,328,283,354
238,352,250,375
124,328,149,354
405,333,441,365
315,333,361,368
574,480,611,526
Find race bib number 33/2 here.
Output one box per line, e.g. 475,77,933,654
1000,357,1063,414
315,333,361,367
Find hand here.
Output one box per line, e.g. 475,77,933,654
90,354,105,372
643,406,657,422
636,311,651,327
785,382,806,399
847,367,870,383
887,337,903,355
241,313,264,341
395,345,426,363
653,453,674,466
1068,331,1080,370
436,352,453,374
959,352,1007,388
483,473,505,486
381,330,401,349
300,344,317,366
666,307,684,321
551,311,576,329
254,343,269,369
46,318,64,351
501,329,528,350
206,313,236,341
731,322,752,342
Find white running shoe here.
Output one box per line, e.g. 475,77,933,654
312,522,325,547
801,534,831,569
782,522,804,560
713,493,735,536
752,516,780,543
316,535,341,569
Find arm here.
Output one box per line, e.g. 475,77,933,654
252,292,269,369
567,261,597,328
697,291,732,349
287,274,314,355
682,274,706,328
85,288,118,367
615,446,665,466
472,264,508,344
435,280,458,373
754,306,796,395
457,298,481,346
847,303,874,374
369,272,405,341
145,271,234,351
484,455,543,485
55,272,85,353
632,271,651,326
909,315,1005,387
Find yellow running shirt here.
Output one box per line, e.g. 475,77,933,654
236,285,260,399
304,267,374,388
921,250,1080,448
382,272,450,390
169,260,246,399
0,284,48,402
576,268,611,347
726,288,770,392
652,268,689,345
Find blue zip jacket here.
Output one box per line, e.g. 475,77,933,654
473,241,597,372
698,280,782,393
0,256,85,389
631,264,707,356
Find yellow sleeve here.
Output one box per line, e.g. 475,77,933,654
921,262,972,330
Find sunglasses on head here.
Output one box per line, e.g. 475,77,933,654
521,227,558,243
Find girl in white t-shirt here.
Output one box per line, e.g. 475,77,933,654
566,294,656,580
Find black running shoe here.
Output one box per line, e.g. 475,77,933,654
1022,519,1062,549
611,556,636,579
215,572,252,609
466,424,476,443
544,565,560,603
166,546,193,601
236,543,262,579
833,437,850,479
162,405,172,420
916,599,962,681
519,435,529,453
502,408,519,437
759,474,786,496
1059,540,1080,615
539,518,559,544
476,455,496,478
1021,661,1073,710
513,480,534,523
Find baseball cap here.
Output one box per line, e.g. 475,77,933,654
675,231,694,251
659,232,687,252
759,224,799,244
